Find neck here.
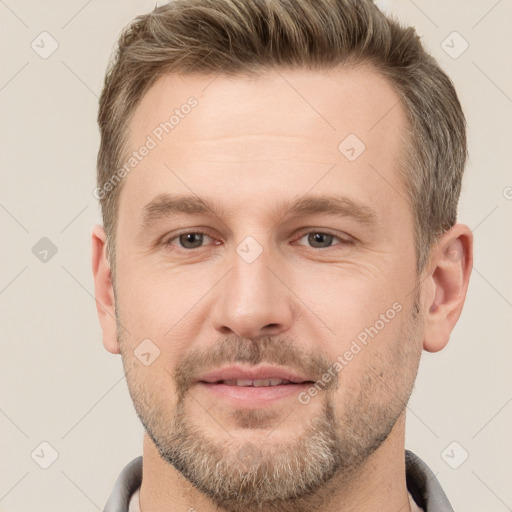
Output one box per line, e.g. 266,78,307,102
139,413,411,512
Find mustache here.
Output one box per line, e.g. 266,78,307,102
173,334,336,394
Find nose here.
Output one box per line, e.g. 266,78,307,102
211,244,294,340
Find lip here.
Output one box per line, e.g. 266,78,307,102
197,381,313,408
196,365,313,384
194,365,315,408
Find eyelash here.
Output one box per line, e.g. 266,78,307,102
163,229,218,250
293,229,353,248
162,228,352,251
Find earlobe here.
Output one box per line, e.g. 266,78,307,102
91,225,120,354
423,224,473,353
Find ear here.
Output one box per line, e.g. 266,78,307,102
422,224,473,353
91,225,119,354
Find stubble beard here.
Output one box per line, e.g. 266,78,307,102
119,295,422,512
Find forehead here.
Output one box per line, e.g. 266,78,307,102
118,65,410,225
128,65,406,149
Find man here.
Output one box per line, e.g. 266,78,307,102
92,0,472,510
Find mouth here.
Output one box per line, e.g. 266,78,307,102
204,378,307,387
197,365,314,386
194,366,315,407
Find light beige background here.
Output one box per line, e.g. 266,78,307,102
1,0,511,510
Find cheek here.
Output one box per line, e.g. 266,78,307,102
308,265,417,375
116,262,201,336
115,263,218,383
329,304,422,413
292,262,408,340
122,352,180,424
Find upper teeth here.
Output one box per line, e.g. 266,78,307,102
221,378,290,386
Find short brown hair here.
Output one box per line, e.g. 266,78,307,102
97,0,466,274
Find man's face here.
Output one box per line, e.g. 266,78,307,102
113,66,424,510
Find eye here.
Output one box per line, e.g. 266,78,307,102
294,231,350,249
164,230,217,250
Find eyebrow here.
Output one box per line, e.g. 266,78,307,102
141,193,377,229
142,194,227,229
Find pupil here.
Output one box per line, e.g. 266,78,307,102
180,233,203,248
309,233,332,248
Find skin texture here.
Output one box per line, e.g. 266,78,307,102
92,66,473,511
